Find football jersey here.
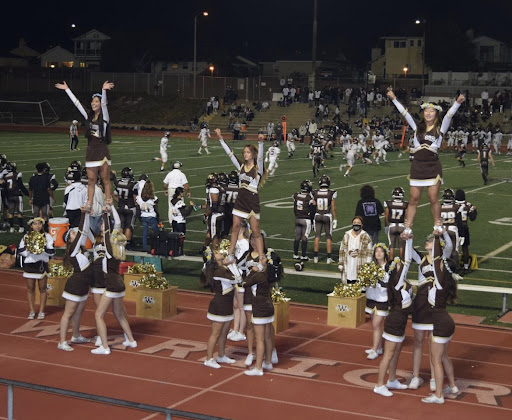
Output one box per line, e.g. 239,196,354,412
268,146,280,159
441,203,460,226
160,136,168,151
224,183,239,208
479,145,490,163
311,143,324,156
4,172,25,196
455,200,476,225
115,178,137,209
293,192,314,219
312,189,337,215
384,200,409,224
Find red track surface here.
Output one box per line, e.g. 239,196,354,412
1,270,512,420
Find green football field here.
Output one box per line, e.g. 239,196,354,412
1,131,511,324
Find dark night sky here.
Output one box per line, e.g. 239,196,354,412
3,0,512,65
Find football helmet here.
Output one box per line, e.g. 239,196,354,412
121,167,134,179
217,172,228,186
228,170,239,185
442,188,455,204
300,179,312,193
138,173,148,181
5,161,16,172
273,141,279,147
205,172,218,187
164,131,170,137
392,186,405,201
319,174,330,188
43,162,51,173
69,160,82,171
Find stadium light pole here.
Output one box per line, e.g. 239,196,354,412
311,0,318,94
415,18,426,96
193,11,209,98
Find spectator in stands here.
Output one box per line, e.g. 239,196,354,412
308,90,314,107
233,121,242,140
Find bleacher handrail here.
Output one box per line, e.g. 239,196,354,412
0,378,231,420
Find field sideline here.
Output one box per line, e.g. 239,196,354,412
1,130,511,323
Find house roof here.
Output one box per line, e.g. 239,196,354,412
39,46,74,59
73,29,111,42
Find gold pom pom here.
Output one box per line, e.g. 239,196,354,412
139,274,170,290
127,263,157,274
271,285,291,303
25,231,46,255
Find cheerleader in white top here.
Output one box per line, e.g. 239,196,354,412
373,238,414,397
364,243,390,360
18,217,55,320
55,80,115,212
215,128,267,270
422,231,460,404
387,88,465,237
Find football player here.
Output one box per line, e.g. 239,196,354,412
197,124,211,155
286,130,297,158
476,142,495,185
384,186,409,260
340,140,359,177
310,137,324,177
154,131,171,171
114,167,138,249
312,175,337,264
455,189,477,275
293,180,314,261
455,142,466,167
265,141,280,176
222,171,239,238
4,162,29,232
440,188,460,261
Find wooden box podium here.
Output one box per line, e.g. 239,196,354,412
123,272,163,302
35,276,67,307
135,286,178,320
327,293,366,328
272,300,290,334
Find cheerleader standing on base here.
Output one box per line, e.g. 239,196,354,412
58,210,93,351
55,81,115,211
242,256,274,376
374,238,414,397
422,232,459,404
202,248,239,369
92,207,137,355
18,217,55,319
386,88,464,237
408,232,453,391
364,243,390,360
214,129,267,270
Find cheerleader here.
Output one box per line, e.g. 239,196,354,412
92,207,137,355
227,223,250,342
214,129,267,270
18,217,55,319
202,248,239,369
386,88,465,236
373,238,414,397
364,243,390,360
55,80,115,211
242,255,274,376
58,210,94,351
408,232,453,391
422,231,459,404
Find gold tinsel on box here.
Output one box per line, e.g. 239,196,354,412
356,262,385,289
48,263,73,278
139,274,170,290
25,231,46,255
332,282,363,298
127,262,157,275
271,286,291,303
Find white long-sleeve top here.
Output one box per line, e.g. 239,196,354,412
19,232,55,263
392,98,460,153
136,195,158,218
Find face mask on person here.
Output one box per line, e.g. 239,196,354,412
352,224,362,231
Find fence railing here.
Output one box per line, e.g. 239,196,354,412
0,378,231,420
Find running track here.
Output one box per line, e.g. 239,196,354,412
1,270,512,420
